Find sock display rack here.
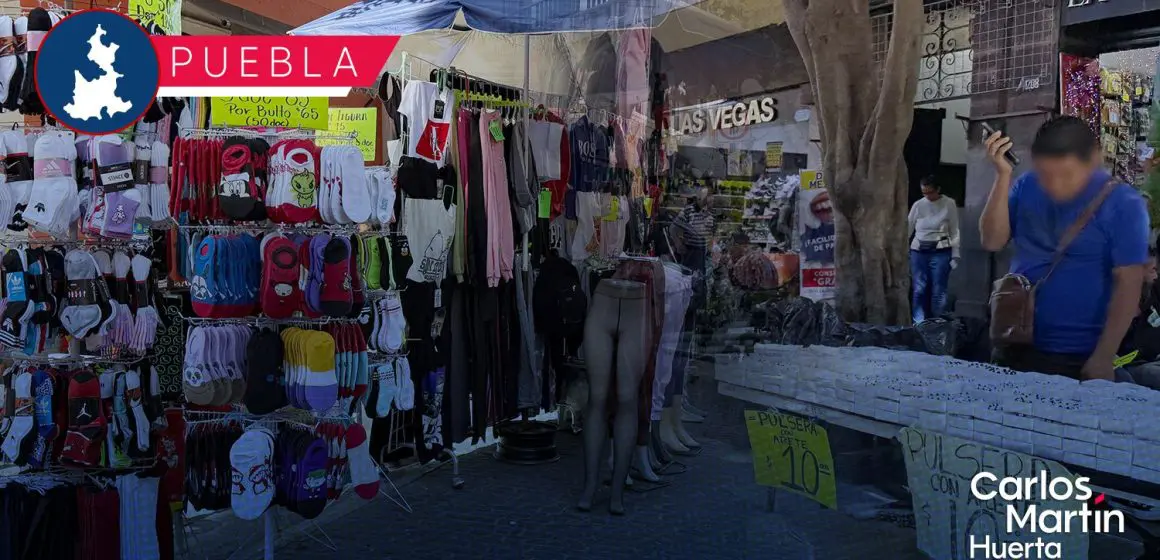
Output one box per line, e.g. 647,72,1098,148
170,125,435,559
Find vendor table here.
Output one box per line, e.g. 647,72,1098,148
716,345,1160,558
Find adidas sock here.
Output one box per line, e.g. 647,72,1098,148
0,250,28,348
18,8,48,115
25,131,77,235
346,424,379,499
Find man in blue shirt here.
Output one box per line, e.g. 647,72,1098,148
979,116,1150,381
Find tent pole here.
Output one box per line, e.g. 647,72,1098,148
522,34,532,274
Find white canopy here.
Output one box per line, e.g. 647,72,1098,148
291,1,780,102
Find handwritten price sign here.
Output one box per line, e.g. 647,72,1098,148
318,108,377,161
744,409,837,509
129,0,181,34
210,97,329,130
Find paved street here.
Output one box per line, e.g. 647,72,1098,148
191,373,927,560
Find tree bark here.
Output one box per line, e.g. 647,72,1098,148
784,0,923,325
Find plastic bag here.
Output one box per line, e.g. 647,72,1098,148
914,318,957,356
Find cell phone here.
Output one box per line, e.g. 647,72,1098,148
980,122,1021,167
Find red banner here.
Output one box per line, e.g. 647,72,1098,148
153,35,399,90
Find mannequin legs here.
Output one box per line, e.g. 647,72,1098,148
578,280,647,515
670,395,700,448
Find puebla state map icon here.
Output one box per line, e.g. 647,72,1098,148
36,9,159,134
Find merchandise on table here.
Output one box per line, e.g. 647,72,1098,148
719,344,1160,483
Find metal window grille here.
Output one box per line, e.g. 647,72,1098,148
872,0,1058,104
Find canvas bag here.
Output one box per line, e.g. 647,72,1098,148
989,179,1118,347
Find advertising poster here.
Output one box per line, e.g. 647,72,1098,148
798,170,836,301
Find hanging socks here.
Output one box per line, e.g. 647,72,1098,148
0,371,32,463
346,424,379,499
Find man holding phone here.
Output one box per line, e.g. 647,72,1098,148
979,116,1150,381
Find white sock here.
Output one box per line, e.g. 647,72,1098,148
26,131,77,235
125,369,150,451
395,357,414,411
384,294,404,352
149,142,171,223
0,371,31,462
133,140,152,224
374,362,395,416
340,146,370,224
346,424,379,499
0,18,15,112
11,17,24,107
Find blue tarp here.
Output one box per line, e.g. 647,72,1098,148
292,0,691,35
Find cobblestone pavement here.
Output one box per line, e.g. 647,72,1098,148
225,375,929,560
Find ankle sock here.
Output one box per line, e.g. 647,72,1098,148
345,424,379,499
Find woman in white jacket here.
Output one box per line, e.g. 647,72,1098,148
908,176,960,323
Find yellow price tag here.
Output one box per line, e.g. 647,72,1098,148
643,197,654,218
1114,351,1138,368
318,108,377,161
603,196,620,222
210,97,329,130
744,409,837,509
130,0,181,34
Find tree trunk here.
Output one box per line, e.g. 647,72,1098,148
784,0,923,325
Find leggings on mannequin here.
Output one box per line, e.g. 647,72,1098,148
665,307,696,406
579,279,647,514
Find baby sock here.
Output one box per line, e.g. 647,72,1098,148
346,424,379,499
304,331,337,412
0,371,31,463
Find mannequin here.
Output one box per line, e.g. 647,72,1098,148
578,279,648,515
657,187,712,454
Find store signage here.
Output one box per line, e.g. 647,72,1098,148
744,409,837,509
671,96,779,136
1061,0,1160,26
210,97,329,129
900,428,1090,560
318,108,378,161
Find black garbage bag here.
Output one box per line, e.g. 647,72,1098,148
954,315,992,362
914,318,958,355
779,297,822,345
818,301,849,346
843,323,926,351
